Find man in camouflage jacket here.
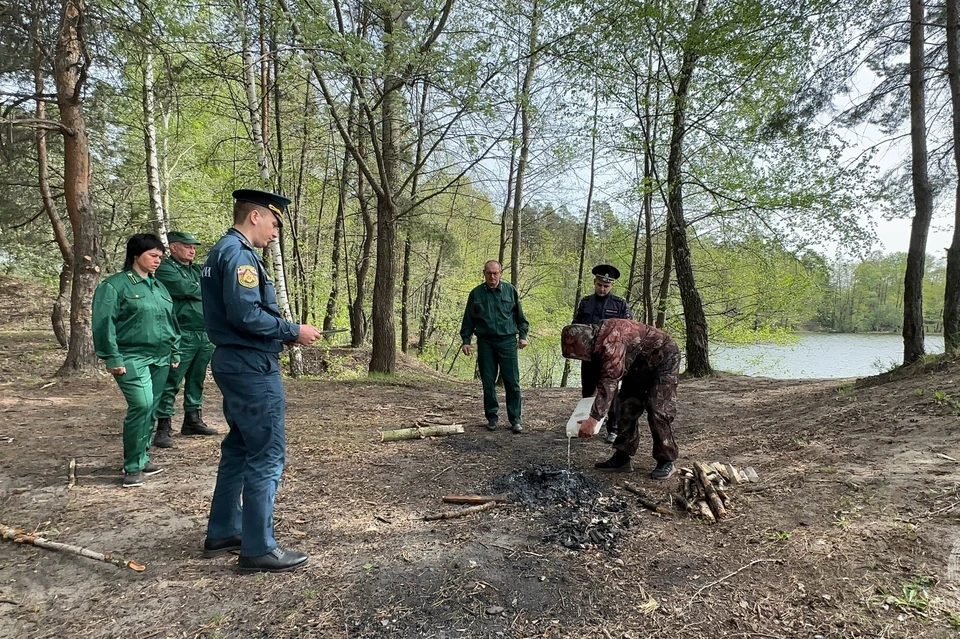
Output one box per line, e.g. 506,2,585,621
561,319,680,480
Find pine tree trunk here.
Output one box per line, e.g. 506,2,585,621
54,0,101,376
943,0,960,353
33,1,72,349
903,0,934,364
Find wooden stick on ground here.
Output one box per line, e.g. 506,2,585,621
442,495,508,505
622,482,672,515
1,524,145,572
381,424,464,442
423,500,498,521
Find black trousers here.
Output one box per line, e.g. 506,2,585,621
580,359,619,433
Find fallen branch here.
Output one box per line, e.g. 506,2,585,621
442,494,508,505
622,482,671,515
423,500,497,521
1,524,145,572
687,559,777,606
381,424,464,442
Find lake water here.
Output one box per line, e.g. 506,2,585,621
710,333,945,379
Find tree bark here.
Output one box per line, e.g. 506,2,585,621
944,0,960,353
238,1,303,375
54,0,101,376
142,50,166,241
903,0,934,364
665,0,712,376
33,0,72,349
509,0,540,287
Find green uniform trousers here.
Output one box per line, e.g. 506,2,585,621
114,355,170,473
157,330,213,418
477,335,522,426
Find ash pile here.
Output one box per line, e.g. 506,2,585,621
486,465,632,552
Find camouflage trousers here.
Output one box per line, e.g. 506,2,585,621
612,344,680,462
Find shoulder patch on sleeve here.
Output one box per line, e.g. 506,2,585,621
237,265,259,288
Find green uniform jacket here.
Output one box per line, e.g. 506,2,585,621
459,281,529,344
92,271,181,370
154,256,205,331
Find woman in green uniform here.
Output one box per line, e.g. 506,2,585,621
92,234,180,488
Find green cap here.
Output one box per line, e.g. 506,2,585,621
167,231,201,245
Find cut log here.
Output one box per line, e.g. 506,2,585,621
423,500,497,521
442,495,508,505
724,464,740,484
1,524,145,571
694,462,728,521
744,467,759,483
381,424,464,442
696,500,716,523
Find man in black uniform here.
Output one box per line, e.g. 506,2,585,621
573,265,633,444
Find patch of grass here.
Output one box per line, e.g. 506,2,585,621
769,530,791,542
832,511,851,529
878,576,934,614
836,382,855,397
301,588,319,600
933,390,960,415
948,611,960,628
914,387,926,397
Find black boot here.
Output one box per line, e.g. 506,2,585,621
182,410,218,436
153,417,174,448
595,450,633,472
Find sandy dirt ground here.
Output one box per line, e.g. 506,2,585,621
2,275,960,638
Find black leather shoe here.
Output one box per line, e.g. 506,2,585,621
236,547,309,573
202,535,242,558
485,420,498,431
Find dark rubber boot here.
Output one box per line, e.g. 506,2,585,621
182,410,218,436
153,417,174,448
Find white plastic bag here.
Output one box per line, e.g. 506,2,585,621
566,396,605,438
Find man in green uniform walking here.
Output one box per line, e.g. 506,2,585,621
459,260,529,433
153,231,217,447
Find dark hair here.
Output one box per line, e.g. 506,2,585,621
233,200,257,225
123,233,165,271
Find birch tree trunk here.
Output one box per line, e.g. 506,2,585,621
903,0,934,364
54,0,101,376
237,0,304,375
142,50,167,241
944,0,960,353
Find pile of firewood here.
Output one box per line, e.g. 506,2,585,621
675,461,758,523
